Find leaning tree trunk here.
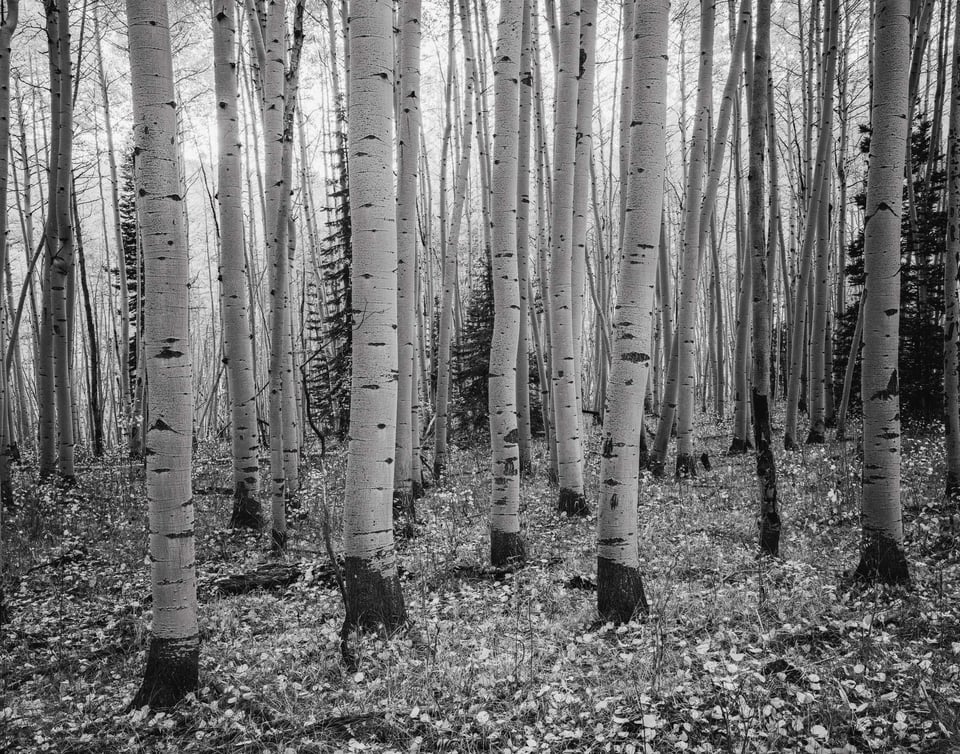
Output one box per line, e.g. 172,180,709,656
394,0,422,519
127,0,199,708
550,0,587,515
343,0,406,630
488,0,525,567
0,1,18,512
855,0,910,585
666,0,714,478
748,0,780,557
213,0,261,529
944,0,960,504
596,0,667,623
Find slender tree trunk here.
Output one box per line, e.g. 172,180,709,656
214,0,262,529
748,0,780,557
394,0,422,520
855,0,910,584
488,0,525,567
343,0,406,630
515,0,533,475
945,0,960,502
550,0,587,515
127,0,199,709
835,288,864,441
596,0,667,623
0,2,18,512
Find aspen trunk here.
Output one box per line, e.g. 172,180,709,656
127,0,199,708
488,0,525,566
343,0,406,630
855,0,910,584
946,0,960,502
748,0,781,557
550,0,587,514
214,0,262,529
395,0,422,518
596,0,667,623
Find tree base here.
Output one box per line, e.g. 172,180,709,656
759,523,780,558
597,557,648,623
491,530,526,567
945,478,960,509
343,556,406,632
433,456,445,481
270,528,287,554
647,458,666,478
130,634,199,710
783,434,798,451
558,487,589,516
675,453,698,479
412,478,425,499
854,533,910,585
229,486,263,530
805,424,825,444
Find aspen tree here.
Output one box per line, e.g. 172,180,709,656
785,0,838,449
946,0,960,502
435,0,477,480
550,0,587,515
748,0,780,556
488,0,525,566
666,0,714,477
343,0,406,629
395,0,422,517
127,0,199,707
515,0,533,475
597,0,668,623
214,0,262,529
0,1,17,509
855,0,910,584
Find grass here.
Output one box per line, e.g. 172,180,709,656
1,414,958,753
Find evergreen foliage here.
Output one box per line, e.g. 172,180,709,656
453,256,494,439
834,118,945,419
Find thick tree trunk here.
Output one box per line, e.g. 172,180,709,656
855,0,910,585
596,0,667,623
488,0,525,567
214,0,262,529
126,0,199,708
343,0,406,630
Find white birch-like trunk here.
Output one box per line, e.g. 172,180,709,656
550,0,587,515
214,0,262,529
343,0,406,629
596,0,667,623
488,0,525,566
127,0,199,708
945,0,960,501
855,0,910,584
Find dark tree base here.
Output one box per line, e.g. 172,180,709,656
805,423,825,444
783,434,798,451
558,488,590,517
433,456,446,481
343,557,406,632
638,431,650,470
491,530,526,567
854,533,910,585
835,423,848,442
130,634,200,710
412,479,425,500
647,458,666,478
945,479,960,509
759,524,780,557
229,485,263,530
270,528,288,554
0,477,13,510
597,557,648,624
675,453,698,479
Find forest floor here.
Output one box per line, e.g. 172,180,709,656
1,415,959,753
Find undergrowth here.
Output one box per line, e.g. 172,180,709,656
1,415,958,753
